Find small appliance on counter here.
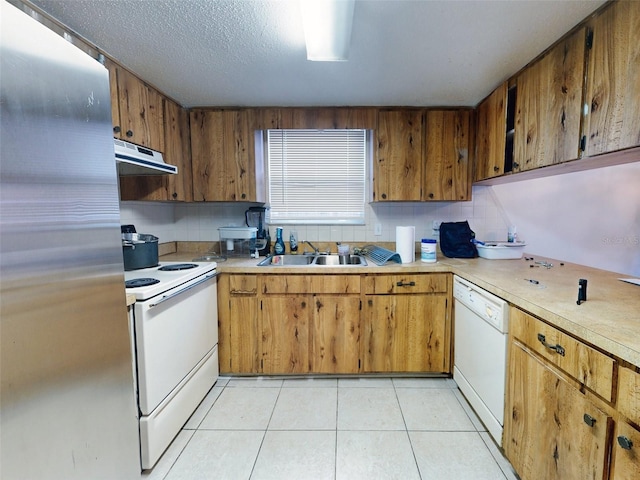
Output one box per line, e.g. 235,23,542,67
121,224,159,270
219,226,258,257
245,206,270,256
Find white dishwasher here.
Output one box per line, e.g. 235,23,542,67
453,275,509,446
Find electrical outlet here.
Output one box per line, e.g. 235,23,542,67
374,223,382,236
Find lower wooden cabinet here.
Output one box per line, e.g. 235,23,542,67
505,338,612,480
218,272,451,375
612,420,640,479
362,273,450,373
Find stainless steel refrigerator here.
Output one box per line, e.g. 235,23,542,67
0,2,140,478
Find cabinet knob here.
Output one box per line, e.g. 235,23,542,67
172,192,178,199
381,193,387,199
513,162,520,169
113,126,121,134
241,193,246,199
126,130,133,138
583,414,596,427
617,436,633,450
428,193,434,199
493,166,500,172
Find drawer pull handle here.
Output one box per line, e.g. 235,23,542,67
396,281,416,287
618,436,633,450
583,414,596,427
537,333,565,356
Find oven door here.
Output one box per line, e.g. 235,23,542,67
134,272,218,415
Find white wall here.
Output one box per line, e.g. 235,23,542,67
119,162,640,275
491,162,640,276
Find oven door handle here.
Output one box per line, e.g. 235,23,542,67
148,272,218,308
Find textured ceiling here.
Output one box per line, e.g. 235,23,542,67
30,0,607,108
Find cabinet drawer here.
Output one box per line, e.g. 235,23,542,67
511,307,615,402
261,275,360,294
618,366,640,424
612,421,640,480
229,275,257,295
364,274,448,294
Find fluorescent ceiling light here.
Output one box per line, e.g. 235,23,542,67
300,0,355,61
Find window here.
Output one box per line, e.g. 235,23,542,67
266,129,367,225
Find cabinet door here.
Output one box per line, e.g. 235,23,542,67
228,296,260,373
363,294,447,373
114,66,165,152
190,109,259,202
475,83,508,181
585,0,640,156
374,109,423,201
289,107,377,130
424,110,471,200
261,296,310,374
120,99,193,201
505,341,611,480
310,295,360,374
514,27,586,172
612,420,640,480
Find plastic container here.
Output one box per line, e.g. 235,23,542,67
274,227,285,255
421,238,437,263
218,227,257,257
476,242,526,260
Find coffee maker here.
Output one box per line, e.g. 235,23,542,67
245,206,270,256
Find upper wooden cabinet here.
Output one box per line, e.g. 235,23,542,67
190,109,264,202
475,82,508,182
120,98,193,201
285,107,377,130
424,109,472,201
374,109,424,201
584,0,640,156
513,27,587,172
106,60,165,152
374,109,471,201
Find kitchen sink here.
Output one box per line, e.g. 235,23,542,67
257,255,315,266
313,254,367,265
258,254,367,266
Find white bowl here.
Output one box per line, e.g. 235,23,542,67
477,242,526,260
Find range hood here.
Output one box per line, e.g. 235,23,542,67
114,139,178,176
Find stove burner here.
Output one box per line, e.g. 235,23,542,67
126,278,160,288
158,263,198,271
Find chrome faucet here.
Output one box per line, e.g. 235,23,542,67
303,240,319,254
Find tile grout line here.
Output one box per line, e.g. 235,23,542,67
247,381,284,479
392,378,424,480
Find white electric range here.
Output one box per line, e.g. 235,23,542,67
125,261,219,470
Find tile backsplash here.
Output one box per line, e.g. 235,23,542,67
120,185,509,247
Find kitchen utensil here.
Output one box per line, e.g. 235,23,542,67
122,232,159,270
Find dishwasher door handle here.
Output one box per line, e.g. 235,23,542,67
537,333,565,356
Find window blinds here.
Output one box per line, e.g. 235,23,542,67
267,129,366,224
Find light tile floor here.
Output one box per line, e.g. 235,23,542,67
143,376,518,480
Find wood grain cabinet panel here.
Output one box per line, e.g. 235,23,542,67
374,109,424,201
424,109,472,201
510,307,615,401
120,98,193,201
514,27,586,172
190,109,262,202
585,0,640,156
363,274,450,373
618,366,640,424
218,274,259,374
261,296,311,374
108,61,165,152
611,420,640,480
505,340,612,480
310,295,360,374
475,83,508,181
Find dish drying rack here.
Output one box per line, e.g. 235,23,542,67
354,245,402,266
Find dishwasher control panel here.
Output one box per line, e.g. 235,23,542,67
453,275,509,332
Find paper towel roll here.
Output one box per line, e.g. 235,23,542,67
396,226,415,263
